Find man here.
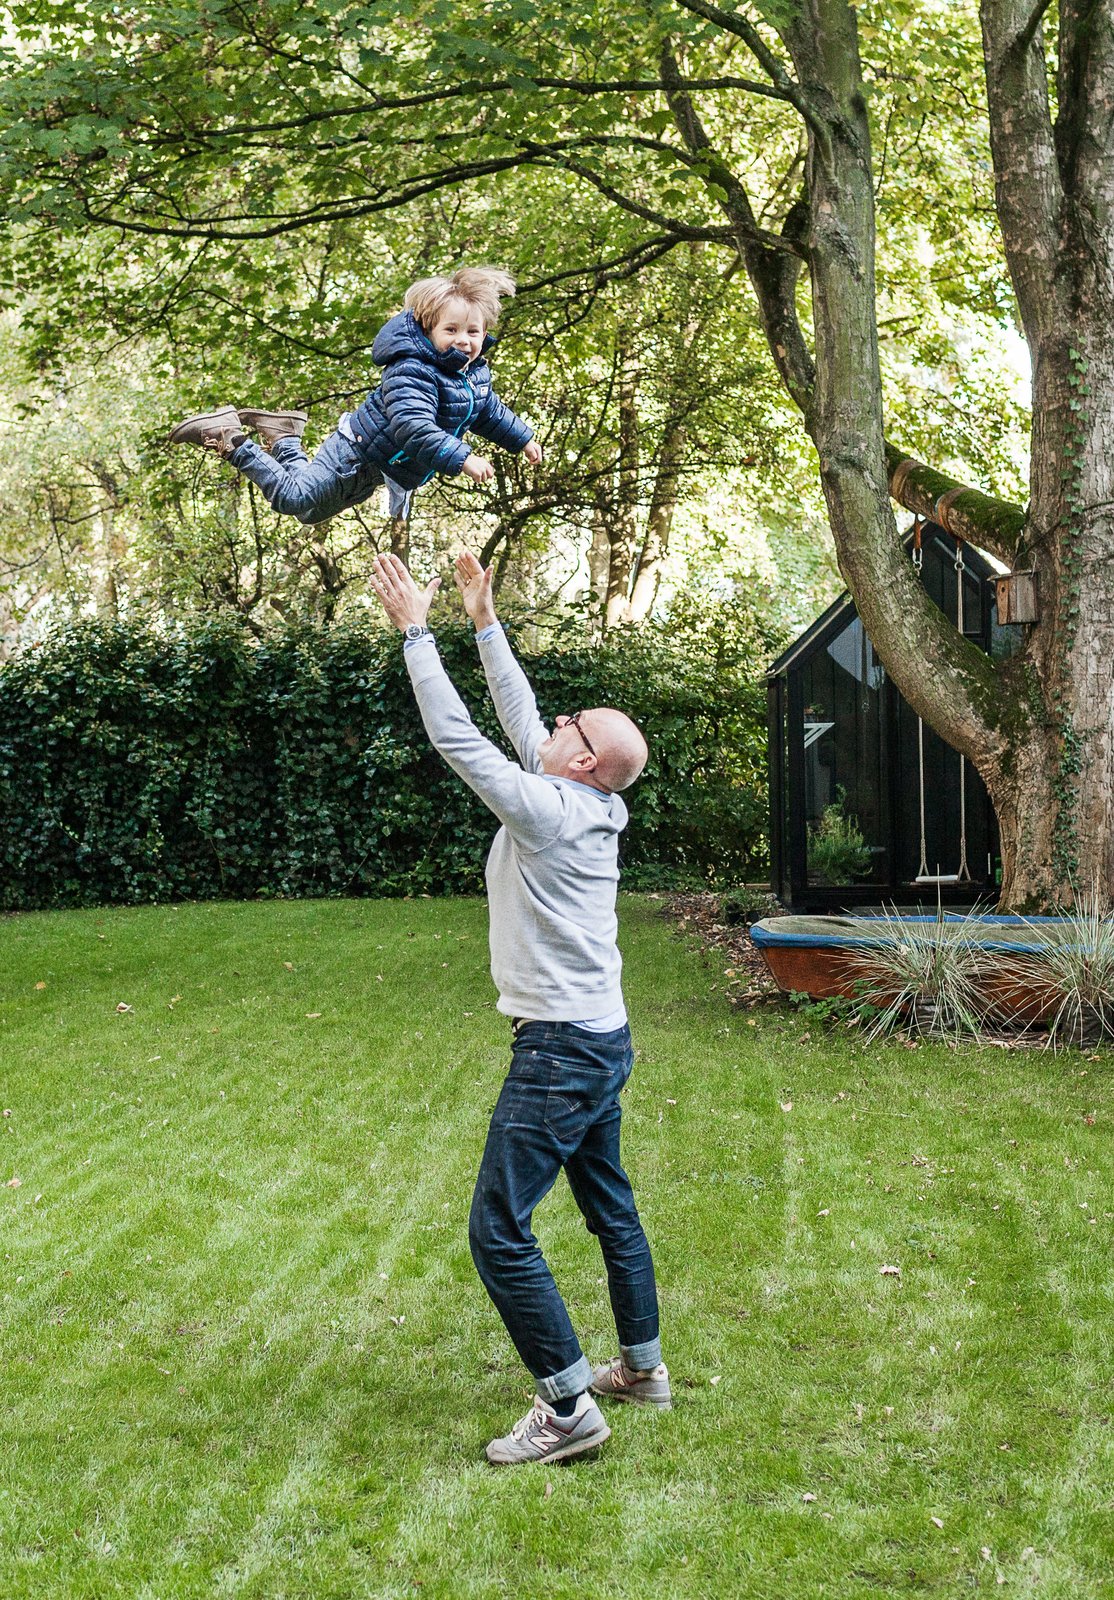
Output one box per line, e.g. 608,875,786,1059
369,550,669,1466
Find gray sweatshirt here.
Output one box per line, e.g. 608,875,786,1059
404,629,627,1020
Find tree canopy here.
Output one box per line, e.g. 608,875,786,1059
5,0,1110,909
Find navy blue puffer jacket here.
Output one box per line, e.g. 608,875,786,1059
347,312,533,491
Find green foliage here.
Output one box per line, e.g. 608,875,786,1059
720,884,779,925
998,891,1114,1049
844,904,990,1041
0,607,771,909
806,787,871,887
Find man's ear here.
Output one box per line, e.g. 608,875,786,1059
569,750,597,776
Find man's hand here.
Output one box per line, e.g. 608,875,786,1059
454,549,497,631
461,453,495,485
370,552,441,633
522,440,544,466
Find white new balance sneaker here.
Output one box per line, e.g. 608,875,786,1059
485,1391,611,1465
590,1357,672,1408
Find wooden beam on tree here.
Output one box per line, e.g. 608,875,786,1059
885,445,1027,563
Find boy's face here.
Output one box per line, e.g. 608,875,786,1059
427,296,486,362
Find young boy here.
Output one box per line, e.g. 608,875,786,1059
168,267,542,525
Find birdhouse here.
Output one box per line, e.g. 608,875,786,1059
993,570,1039,625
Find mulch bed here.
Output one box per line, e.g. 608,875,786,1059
654,891,783,1010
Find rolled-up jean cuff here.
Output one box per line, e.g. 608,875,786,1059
621,1338,662,1373
537,1354,594,1405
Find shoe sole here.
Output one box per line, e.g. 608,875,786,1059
238,409,307,428
167,413,240,445
590,1384,672,1409
486,1423,611,1466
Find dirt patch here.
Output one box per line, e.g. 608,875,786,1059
654,891,784,1009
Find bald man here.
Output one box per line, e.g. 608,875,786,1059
369,551,668,1466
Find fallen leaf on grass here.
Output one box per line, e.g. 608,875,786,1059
283,962,294,971
930,1517,944,1530
709,1374,721,1385
34,981,46,991
116,1002,133,1013
780,1101,793,1112
305,1013,322,1020
817,1208,830,1217
879,1264,901,1277
802,1492,817,1503
543,1481,553,1500
7,1177,21,1188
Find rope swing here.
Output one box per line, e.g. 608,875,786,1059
913,518,972,885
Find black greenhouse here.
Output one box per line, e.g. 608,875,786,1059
767,521,1014,911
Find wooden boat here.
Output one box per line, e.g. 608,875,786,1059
749,914,1083,1025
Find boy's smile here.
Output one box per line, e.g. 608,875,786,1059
428,296,486,362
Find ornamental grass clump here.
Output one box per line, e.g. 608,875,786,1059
844,904,989,1041
1002,890,1114,1049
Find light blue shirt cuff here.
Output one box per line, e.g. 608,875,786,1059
475,622,502,644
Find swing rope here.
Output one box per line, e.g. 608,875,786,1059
953,536,972,882
913,520,972,884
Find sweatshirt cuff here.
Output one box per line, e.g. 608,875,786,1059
474,622,502,643
402,632,444,685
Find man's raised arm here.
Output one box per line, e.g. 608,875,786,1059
453,551,548,774
368,553,562,849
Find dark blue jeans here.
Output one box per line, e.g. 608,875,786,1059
227,430,382,525
469,1021,662,1404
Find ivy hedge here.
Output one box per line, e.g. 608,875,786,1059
0,609,772,910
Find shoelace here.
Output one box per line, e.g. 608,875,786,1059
510,1402,549,1441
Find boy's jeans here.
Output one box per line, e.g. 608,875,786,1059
227,430,382,525
469,1020,662,1404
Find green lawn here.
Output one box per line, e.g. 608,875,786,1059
1,895,1111,1598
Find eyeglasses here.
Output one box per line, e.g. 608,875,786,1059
557,711,596,758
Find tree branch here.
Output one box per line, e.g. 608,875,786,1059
979,0,1063,341
670,0,827,141
126,74,791,151
660,43,816,412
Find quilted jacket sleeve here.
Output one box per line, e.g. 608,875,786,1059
469,388,533,453
378,360,472,477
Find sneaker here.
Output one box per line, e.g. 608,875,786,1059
237,408,308,450
590,1357,672,1409
167,406,245,454
485,1391,610,1466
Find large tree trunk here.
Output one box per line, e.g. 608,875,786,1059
977,0,1114,902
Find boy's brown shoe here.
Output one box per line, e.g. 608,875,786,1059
167,406,245,455
237,408,308,451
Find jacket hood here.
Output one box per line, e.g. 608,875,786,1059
372,310,496,372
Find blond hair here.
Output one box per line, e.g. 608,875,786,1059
404,267,516,332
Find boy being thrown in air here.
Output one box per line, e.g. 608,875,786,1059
168,267,542,524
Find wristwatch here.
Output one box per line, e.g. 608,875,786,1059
404,623,431,642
